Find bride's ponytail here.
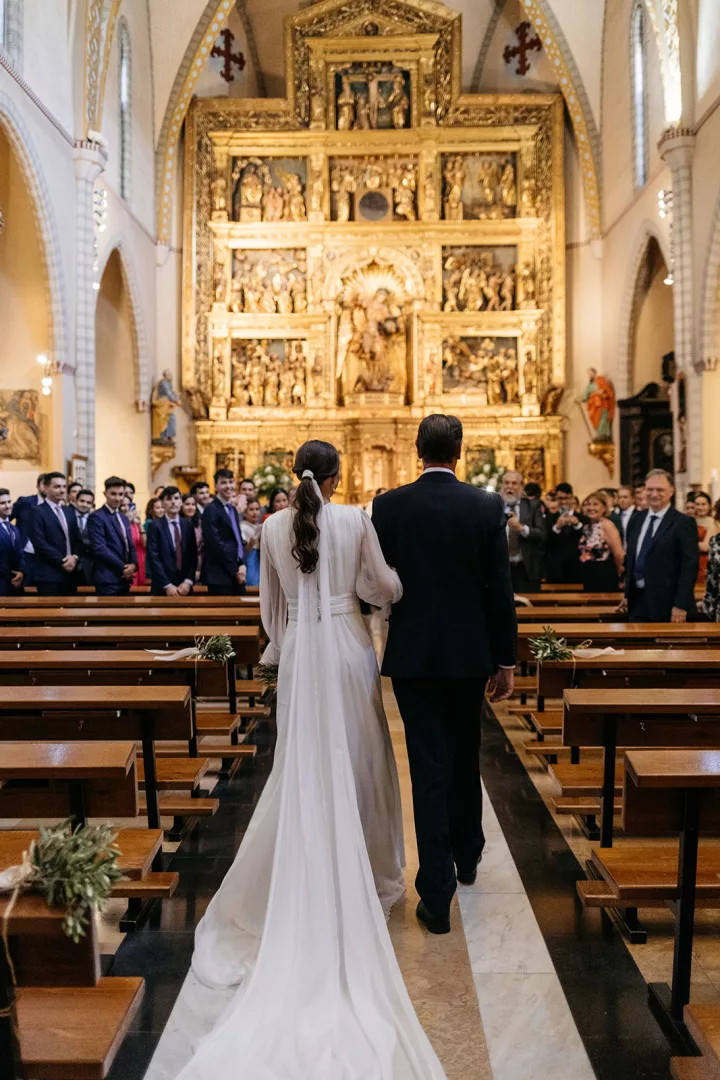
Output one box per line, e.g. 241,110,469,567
291,440,341,574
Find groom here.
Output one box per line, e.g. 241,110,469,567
372,414,517,934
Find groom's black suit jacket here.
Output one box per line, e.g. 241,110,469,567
372,471,517,678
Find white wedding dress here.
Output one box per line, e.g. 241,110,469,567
170,496,447,1080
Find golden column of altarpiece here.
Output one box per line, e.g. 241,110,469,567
183,0,565,500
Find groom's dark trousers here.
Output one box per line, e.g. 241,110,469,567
373,471,517,920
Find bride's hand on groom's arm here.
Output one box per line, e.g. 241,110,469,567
487,667,515,703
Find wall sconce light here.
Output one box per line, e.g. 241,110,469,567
657,188,675,286
37,353,54,396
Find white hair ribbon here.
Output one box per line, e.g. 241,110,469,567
302,469,314,480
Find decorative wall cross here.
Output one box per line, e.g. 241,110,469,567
503,21,542,76
211,28,246,84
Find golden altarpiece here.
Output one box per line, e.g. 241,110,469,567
183,0,566,499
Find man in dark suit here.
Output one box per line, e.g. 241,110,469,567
191,481,212,516
86,476,138,596
11,472,47,587
0,488,25,595
544,482,586,584
67,488,95,586
147,486,198,597
29,471,81,596
609,485,637,546
201,468,246,596
500,470,545,593
372,414,517,935
621,468,698,623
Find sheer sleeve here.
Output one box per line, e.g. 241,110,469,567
356,510,403,608
259,532,287,665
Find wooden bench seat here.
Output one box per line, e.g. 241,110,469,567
590,842,720,902
16,977,144,1080
0,828,163,881
195,711,241,735
144,793,219,817
670,1059,714,1080
235,679,266,697
683,1005,720,1078
552,795,621,815
576,879,665,909
110,872,179,899
137,756,210,791
529,710,562,738
549,760,624,797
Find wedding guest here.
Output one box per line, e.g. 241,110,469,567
543,489,559,515
120,495,146,586
30,471,81,596
182,493,203,581
524,482,542,502
610,485,638,546
67,482,82,505
578,491,624,591
146,486,197,597
239,478,256,500
87,476,138,596
545,482,586,584
201,468,246,596
500,470,545,593
621,468,698,622
263,488,289,519
694,491,720,585
240,498,262,587
191,481,212,515
685,493,697,516
702,500,720,620
0,488,24,595
11,471,47,586
124,481,137,512
634,483,648,510
601,487,619,510
71,488,95,586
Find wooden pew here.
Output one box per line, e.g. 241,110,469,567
556,688,720,847
0,742,137,828
590,750,720,1050
0,685,196,833
0,594,259,607
514,605,620,622
517,623,720,664
0,606,261,626
0,624,261,713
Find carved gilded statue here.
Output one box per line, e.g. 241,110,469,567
337,76,356,130
212,345,228,400
338,281,407,397
477,161,501,206
443,156,465,221
500,163,516,209
523,351,537,397
386,74,409,129
518,262,536,308
151,370,180,443
394,164,416,221
262,185,285,222
500,270,515,311
278,170,307,222
354,93,371,130
501,352,519,403
211,174,227,219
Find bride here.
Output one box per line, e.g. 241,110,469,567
173,439,447,1079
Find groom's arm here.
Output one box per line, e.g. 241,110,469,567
371,495,394,565
484,494,518,669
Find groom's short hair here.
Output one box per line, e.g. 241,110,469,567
416,414,463,463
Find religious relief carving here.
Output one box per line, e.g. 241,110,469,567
522,350,538,397
231,158,307,223
514,448,545,487
337,263,408,400
330,156,418,223
212,341,229,402
442,336,519,404
211,170,229,222
517,262,536,308
441,153,517,221
442,248,517,312
519,146,537,216
230,339,310,408
334,66,410,131
230,251,307,315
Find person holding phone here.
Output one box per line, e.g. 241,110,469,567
545,482,587,584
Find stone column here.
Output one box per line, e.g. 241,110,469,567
73,140,107,491
658,127,700,492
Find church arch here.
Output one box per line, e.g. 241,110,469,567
616,222,672,397
94,246,150,499
95,239,152,408
155,0,602,242
0,91,69,374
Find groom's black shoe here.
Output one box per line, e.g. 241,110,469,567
416,900,450,935
456,856,482,886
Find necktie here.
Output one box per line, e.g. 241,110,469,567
114,512,129,559
634,514,659,585
172,520,182,571
225,504,244,562
53,503,71,558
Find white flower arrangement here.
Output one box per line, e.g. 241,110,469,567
252,460,293,497
466,462,506,492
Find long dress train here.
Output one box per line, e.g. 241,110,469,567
172,496,447,1080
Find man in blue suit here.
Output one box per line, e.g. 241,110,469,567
146,486,198,597
86,476,138,596
0,488,25,595
11,472,47,587
201,468,246,596
29,471,81,596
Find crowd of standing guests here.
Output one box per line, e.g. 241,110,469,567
500,467,720,621
0,469,290,597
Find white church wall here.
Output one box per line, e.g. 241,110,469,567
21,0,75,134
696,0,720,118
693,104,720,488
545,0,604,128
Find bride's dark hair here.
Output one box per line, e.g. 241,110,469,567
291,440,341,574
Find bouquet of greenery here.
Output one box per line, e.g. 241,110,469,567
466,461,507,492
252,461,293,499
196,634,235,663
257,661,279,696
0,819,124,943
529,626,591,663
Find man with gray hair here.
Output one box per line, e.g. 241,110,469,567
499,470,546,593
621,468,698,622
